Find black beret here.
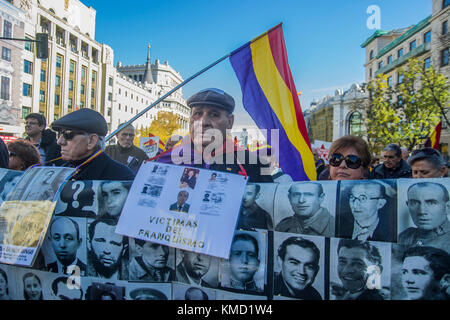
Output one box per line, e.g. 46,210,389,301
51,108,108,136
187,88,235,113
129,287,168,300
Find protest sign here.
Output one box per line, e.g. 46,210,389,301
116,162,247,259
139,136,160,158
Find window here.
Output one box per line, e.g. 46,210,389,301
24,60,33,74
81,67,86,79
424,31,431,43
443,21,448,35
107,107,111,116
1,47,11,62
387,55,393,64
109,77,113,86
69,80,73,91
442,48,449,66
1,76,10,100
444,0,450,9
40,90,45,103
397,95,403,107
398,73,404,84
68,98,73,109
23,83,32,97
409,40,417,51
92,72,96,83
80,101,84,108
398,48,404,58
424,57,431,69
22,106,31,119
387,76,393,87
40,70,46,82
70,61,75,73
378,61,384,69
55,94,60,106
3,21,12,38
348,112,363,136
91,89,95,98
56,56,62,68
80,84,85,94
118,104,121,110
55,75,60,87
108,92,112,101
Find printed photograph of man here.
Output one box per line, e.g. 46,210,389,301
175,250,218,288
172,283,216,300
275,182,335,237
87,218,128,280
129,239,175,282
87,282,125,300
169,190,190,213
398,181,450,253
180,168,198,189
128,285,170,300
330,239,390,300
44,216,86,276
97,181,131,220
236,183,274,231
274,235,324,300
51,276,83,300
336,180,397,243
219,231,266,293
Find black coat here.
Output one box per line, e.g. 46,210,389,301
369,159,411,179
0,138,8,169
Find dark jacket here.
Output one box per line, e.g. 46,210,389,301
273,273,322,300
104,144,148,173
0,138,8,168
369,159,411,179
26,129,63,166
62,151,135,181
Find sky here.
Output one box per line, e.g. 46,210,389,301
82,0,431,127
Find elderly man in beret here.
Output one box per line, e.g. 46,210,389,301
157,88,273,182
51,108,135,181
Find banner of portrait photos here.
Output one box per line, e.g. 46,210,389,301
0,171,448,300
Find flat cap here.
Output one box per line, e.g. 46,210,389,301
51,108,108,136
187,88,235,113
129,287,168,300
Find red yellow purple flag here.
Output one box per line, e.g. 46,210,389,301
230,24,316,181
424,121,442,150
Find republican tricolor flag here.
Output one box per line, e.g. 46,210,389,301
424,121,442,150
230,24,316,181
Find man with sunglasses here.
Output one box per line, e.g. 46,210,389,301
51,109,135,181
369,144,411,179
24,113,63,166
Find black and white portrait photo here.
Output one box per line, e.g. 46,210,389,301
0,169,23,205
274,181,337,237
236,183,276,231
336,180,397,243
179,168,199,190
391,244,450,300
219,230,267,293
40,216,87,276
173,283,216,300
126,282,171,300
175,249,219,288
169,189,190,213
97,180,131,221
329,238,391,300
273,232,325,300
50,275,84,300
0,265,18,300
87,218,129,280
87,281,126,300
128,238,175,282
397,179,450,254
215,289,267,300
16,269,54,300
54,180,97,218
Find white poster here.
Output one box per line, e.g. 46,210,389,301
139,137,160,158
312,140,332,163
116,163,247,259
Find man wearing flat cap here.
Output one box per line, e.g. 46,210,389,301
51,108,135,181
157,88,273,182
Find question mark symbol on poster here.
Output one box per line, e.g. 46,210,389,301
71,181,84,209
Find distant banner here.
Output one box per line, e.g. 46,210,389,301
116,162,247,258
0,167,75,266
139,136,160,158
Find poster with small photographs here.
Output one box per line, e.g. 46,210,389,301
215,289,267,300
172,282,216,300
273,181,337,238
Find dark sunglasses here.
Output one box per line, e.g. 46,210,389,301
58,130,88,141
329,153,362,169
8,151,16,157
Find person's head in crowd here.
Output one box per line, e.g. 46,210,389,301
349,182,387,228
401,246,450,300
7,140,41,170
401,147,410,161
180,250,211,281
184,287,209,300
328,135,371,180
277,236,320,293
0,268,9,300
312,148,320,163
51,108,108,161
98,181,131,218
134,239,169,270
337,239,383,294
116,123,136,149
176,190,189,207
187,88,235,150
242,184,261,209
48,217,82,267
129,287,168,300
229,233,260,286
407,148,447,178
51,276,83,300
382,144,403,170
288,182,324,220
23,273,43,300
165,135,183,151
406,182,450,231
24,113,46,140
370,157,380,169
88,219,127,278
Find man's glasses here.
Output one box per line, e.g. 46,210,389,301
349,194,382,204
329,153,362,169
58,130,88,141
8,151,16,157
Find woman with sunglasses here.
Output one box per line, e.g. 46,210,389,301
6,140,41,171
407,147,447,178
327,136,371,180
